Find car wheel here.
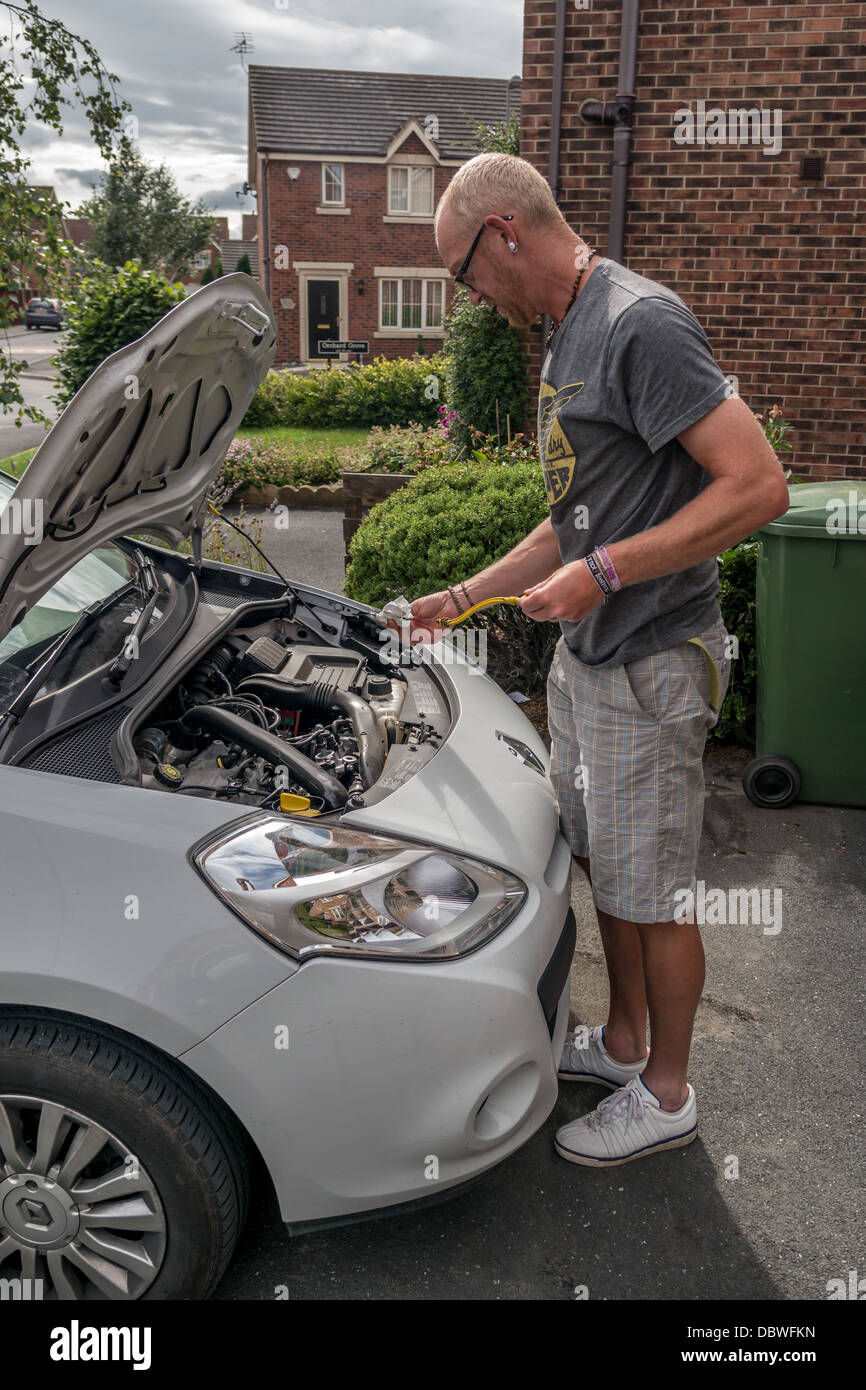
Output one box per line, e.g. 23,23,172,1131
26,324,33,331
742,754,801,809
0,1010,250,1300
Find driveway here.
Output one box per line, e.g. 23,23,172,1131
0,323,65,455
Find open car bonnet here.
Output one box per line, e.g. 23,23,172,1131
0,274,276,642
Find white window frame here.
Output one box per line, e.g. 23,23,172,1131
321,162,345,206
192,250,211,270
387,165,434,217
378,276,445,332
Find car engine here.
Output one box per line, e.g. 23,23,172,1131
133,619,414,813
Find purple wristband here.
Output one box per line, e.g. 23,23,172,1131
595,544,622,593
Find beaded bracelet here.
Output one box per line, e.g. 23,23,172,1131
447,584,466,615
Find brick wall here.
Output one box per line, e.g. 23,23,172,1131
261,136,457,365
521,0,864,480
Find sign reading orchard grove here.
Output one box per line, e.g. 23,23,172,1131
317,340,370,353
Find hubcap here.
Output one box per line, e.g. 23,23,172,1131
0,1095,166,1299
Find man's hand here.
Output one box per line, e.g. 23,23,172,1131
519,559,604,623
384,589,459,641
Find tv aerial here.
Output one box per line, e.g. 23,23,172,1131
231,33,254,71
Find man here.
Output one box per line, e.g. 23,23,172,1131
410,152,789,1167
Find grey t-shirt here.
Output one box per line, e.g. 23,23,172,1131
538,258,732,666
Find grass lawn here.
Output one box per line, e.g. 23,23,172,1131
0,447,38,478
0,428,368,481
234,426,368,451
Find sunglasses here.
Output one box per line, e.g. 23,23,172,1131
454,215,514,291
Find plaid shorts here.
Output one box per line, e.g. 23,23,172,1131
546,613,731,923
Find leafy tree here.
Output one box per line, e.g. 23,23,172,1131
235,251,252,276
469,113,520,156
78,144,215,280
53,259,185,406
0,0,128,424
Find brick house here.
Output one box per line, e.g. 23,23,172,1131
247,66,520,366
521,0,863,480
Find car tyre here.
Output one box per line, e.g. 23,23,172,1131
0,1008,250,1300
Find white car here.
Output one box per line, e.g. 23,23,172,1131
0,276,575,1300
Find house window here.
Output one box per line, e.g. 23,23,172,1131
192,251,211,270
321,163,345,205
379,278,445,330
388,166,434,216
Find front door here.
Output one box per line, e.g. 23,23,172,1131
307,279,341,359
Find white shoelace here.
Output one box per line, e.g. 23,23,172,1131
585,1082,646,1133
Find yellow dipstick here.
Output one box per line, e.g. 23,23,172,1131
441,596,525,628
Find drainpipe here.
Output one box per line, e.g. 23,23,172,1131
260,151,270,299
541,0,568,349
579,0,640,264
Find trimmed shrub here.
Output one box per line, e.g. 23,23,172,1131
443,288,529,456
54,260,186,406
242,353,447,430
235,251,252,276
344,460,547,606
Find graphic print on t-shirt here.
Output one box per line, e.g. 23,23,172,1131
538,378,584,505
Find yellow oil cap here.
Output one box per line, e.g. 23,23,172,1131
280,792,311,813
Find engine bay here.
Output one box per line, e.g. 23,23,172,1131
132,613,447,814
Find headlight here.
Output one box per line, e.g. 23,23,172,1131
193,814,526,962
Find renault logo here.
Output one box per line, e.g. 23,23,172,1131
495,731,545,774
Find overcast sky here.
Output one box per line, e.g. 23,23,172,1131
17,0,523,238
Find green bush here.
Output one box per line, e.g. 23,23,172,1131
443,288,529,455
356,422,451,474
235,251,252,276
54,260,186,406
216,435,363,492
242,354,447,431
344,460,547,605
348,420,540,476
711,541,758,743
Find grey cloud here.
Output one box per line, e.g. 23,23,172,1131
20,0,522,206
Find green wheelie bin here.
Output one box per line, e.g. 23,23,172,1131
743,480,866,809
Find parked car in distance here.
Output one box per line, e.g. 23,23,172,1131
24,297,63,330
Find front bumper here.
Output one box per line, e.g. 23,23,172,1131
180,834,575,1225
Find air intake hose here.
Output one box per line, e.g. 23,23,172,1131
236,675,386,787
183,704,347,811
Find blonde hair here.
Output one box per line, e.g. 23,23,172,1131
435,153,565,238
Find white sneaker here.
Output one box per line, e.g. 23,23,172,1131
558,1024,649,1089
555,1075,698,1167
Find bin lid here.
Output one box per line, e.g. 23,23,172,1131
760,481,866,539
